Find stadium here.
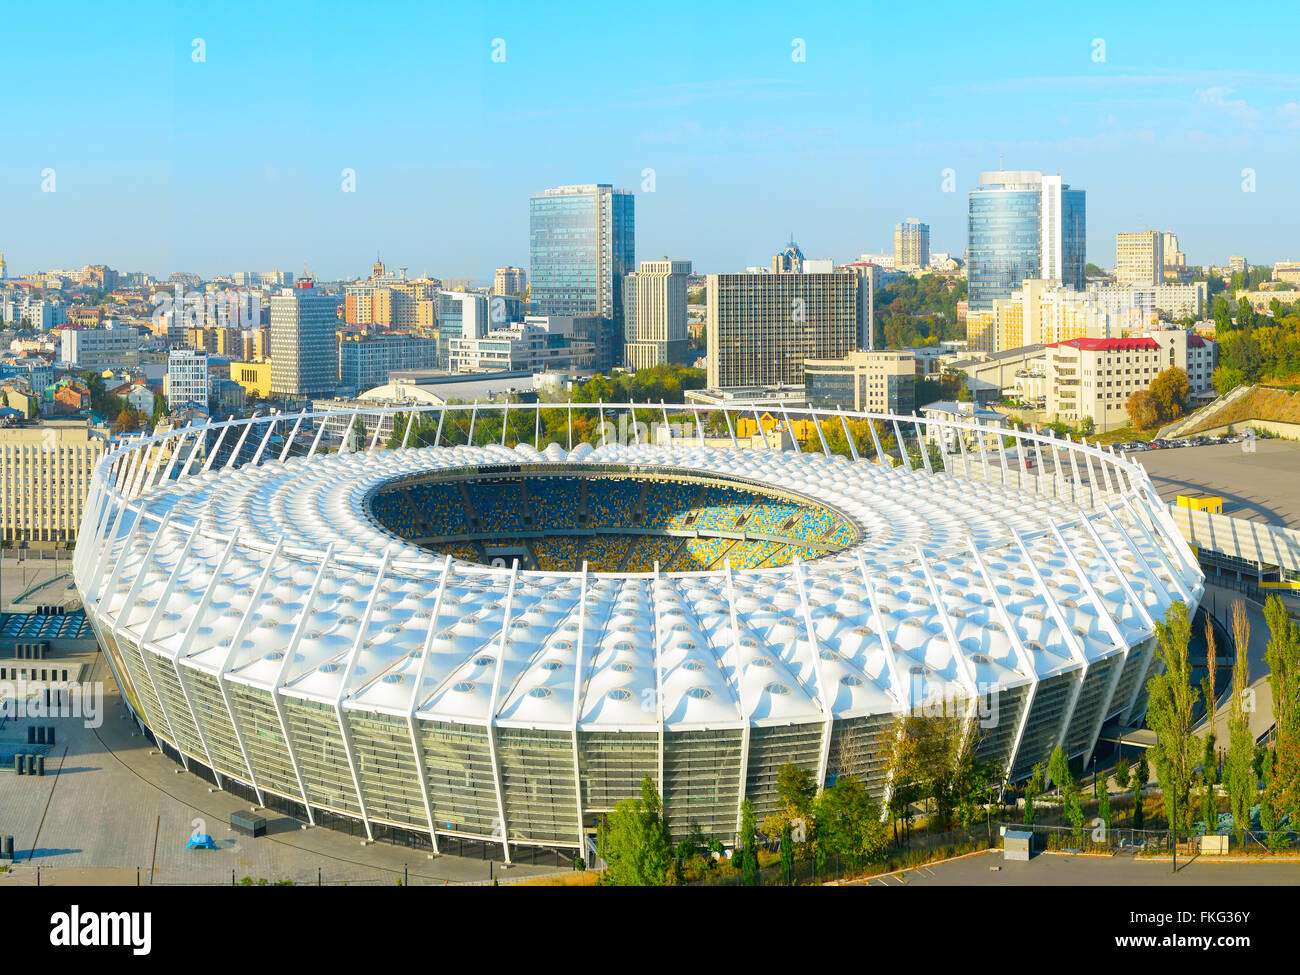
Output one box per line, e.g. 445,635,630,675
71,402,1203,860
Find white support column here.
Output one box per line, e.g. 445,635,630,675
1082,443,1100,509
790,558,835,790
778,403,801,454
159,429,188,485
367,411,384,453
200,418,233,473
1049,521,1132,767
223,414,259,471
1065,435,1084,505
268,544,335,827
914,545,978,701
433,405,446,448
1010,525,1089,761
722,408,738,449
534,406,541,451
406,554,453,852
651,569,666,795
112,510,186,761
279,411,307,463
690,404,706,447
996,425,1010,489
566,402,572,451
598,401,606,448
976,424,992,484
891,419,911,472
332,547,394,841
142,521,221,777
306,413,328,459
724,563,753,835
854,554,907,710
750,404,765,450
838,411,859,462
966,537,1039,785
212,531,274,805
500,402,510,447
181,422,208,478
250,415,280,467
570,566,590,852
660,399,672,446
914,417,932,475
868,417,886,466
337,412,358,456
467,402,479,446
1120,496,1191,602
484,563,518,863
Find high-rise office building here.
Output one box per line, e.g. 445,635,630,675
1161,232,1186,271
493,266,527,296
269,279,339,400
529,184,634,342
967,170,1085,310
623,259,690,370
706,269,866,389
167,348,210,410
1115,231,1164,287
893,220,931,271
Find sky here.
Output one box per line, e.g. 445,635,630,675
5,0,1299,283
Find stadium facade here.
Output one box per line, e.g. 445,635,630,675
72,403,1202,860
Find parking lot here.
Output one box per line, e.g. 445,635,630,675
1133,439,1300,530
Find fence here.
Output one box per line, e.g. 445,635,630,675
995,820,1300,858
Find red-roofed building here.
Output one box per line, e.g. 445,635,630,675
1046,327,1217,431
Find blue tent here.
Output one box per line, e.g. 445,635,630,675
187,833,217,850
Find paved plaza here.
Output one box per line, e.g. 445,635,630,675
0,651,559,886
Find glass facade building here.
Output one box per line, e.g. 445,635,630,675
529,184,634,356
968,171,1086,311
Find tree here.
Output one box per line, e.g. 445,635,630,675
1200,614,1219,830
1263,595,1300,822
1098,779,1113,832
1023,763,1044,825
813,775,890,865
1211,365,1246,397
1224,600,1256,840
1114,756,1131,794
1149,367,1190,423
1132,755,1149,830
1126,389,1159,431
738,798,759,886
1146,601,1199,832
596,775,673,886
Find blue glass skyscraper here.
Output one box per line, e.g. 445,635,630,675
968,171,1085,310
529,183,635,352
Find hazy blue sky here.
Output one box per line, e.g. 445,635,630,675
5,0,1299,282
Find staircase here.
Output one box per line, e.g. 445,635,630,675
1157,383,1254,439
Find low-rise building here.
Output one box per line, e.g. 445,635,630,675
803,350,915,413
0,418,109,545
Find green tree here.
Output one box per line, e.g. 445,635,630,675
1114,756,1131,793
813,775,890,866
1024,763,1044,825
738,798,759,886
1149,367,1190,423
1224,600,1256,840
596,775,673,886
1126,389,1159,431
1133,754,1149,830
1146,601,1198,831
1211,365,1246,397
1263,595,1300,822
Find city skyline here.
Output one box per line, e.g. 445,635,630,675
5,1,1300,281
